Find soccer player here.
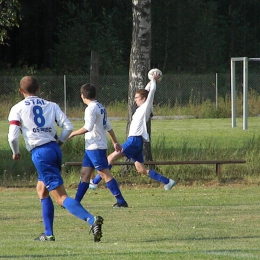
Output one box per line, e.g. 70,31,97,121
8,76,103,242
90,71,176,191
68,83,128,208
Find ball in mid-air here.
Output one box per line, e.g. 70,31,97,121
148,68,163,83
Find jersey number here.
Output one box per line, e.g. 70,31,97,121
100,108,107,126
33,106,45,127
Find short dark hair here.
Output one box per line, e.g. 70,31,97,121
20,76,39,94
80,83,96,99
136,89,148,100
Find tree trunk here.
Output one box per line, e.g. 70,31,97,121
123,0,152,174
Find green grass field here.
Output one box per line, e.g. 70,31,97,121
1,186,260,260
1,117,260,259
1,117,260,186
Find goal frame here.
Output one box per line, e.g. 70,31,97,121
231,57,260,130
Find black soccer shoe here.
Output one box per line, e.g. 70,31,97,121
89,216,104,242
34,233,55,241
113,201,128,208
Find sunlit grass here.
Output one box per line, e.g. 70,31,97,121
1,117,260,186
0,186,260,260
2,90,260,185
2,88,260,119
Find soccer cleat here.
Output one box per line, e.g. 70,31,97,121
34,233,55,241
89,179,98,190
113,201,128,208
164,179,176,190
89,216,103,242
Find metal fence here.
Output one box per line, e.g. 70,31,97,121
1,72,260,113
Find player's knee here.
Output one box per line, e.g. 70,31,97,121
137,168,147,175
108,156,115,165
55,195,67,206
80,172,90,182
36,185,49,199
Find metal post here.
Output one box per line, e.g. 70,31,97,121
64,75,67,114
215,73,218,110
243,58,248,130
231,60,236,128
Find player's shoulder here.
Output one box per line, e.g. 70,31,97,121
44,99,60,108
10,99,26,111
96,100,105,110
89,100,104,110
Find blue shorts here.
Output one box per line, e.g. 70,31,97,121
122,136,144,163
31,142,64,191
82,149,109,171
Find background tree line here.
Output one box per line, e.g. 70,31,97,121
1,0,260,75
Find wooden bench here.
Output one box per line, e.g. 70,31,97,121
64,160,246,180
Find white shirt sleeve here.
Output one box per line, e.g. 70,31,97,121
55,104,73,142
142,78,156,119
84,105,96,131
8,124,20,154
105,117,112,132
145,82,151,91
59,118,73,142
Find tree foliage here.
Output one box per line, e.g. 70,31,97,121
1,0,260,73
52,0,127,74
0,0,21,45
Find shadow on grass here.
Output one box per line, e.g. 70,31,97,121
0,254,80,259
0,216,21,221
177,234,260,241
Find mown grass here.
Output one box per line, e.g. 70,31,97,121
0,186,260,260
2,97,260,259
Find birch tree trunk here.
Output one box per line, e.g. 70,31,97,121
127,0,153,163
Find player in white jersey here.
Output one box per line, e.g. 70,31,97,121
91,72,176,191
68,83,128,208
8,76,103,242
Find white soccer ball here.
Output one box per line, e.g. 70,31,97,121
148,68,163,83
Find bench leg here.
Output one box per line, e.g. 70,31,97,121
216,163,221,180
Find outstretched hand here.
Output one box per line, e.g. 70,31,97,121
153,71,161,82
67,133,73,139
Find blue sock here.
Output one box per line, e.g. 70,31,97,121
41,197,54,236
148,169,169,184
63,197,94,225
92,174,102,184
75,182,89,202
106,178,126,204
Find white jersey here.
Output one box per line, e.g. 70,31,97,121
8,96,73,152
128,78,156,142
83,100,112,150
